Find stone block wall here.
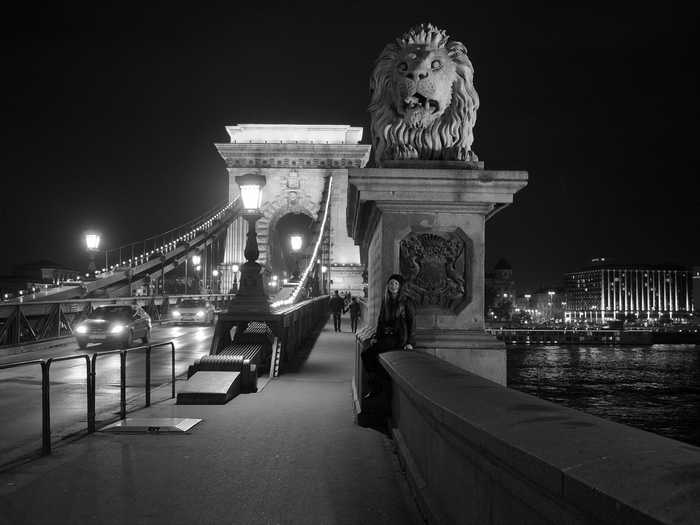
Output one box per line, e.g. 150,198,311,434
381,351,700,525
366,216,384,334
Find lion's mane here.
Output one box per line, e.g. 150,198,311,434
369,24,480,166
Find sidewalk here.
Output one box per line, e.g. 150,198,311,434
0,322,423,525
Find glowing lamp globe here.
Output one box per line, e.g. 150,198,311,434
85,233,101,252
235,173,266,211
290,234,303,252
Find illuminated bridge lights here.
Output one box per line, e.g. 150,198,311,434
270,176,333,309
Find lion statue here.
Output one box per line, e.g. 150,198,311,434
369,23,480,166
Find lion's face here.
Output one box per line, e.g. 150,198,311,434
392,44,456,128
369,24,480,165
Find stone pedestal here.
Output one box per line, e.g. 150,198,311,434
347,165,527,385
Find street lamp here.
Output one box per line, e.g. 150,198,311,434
85,232,101,279
230,174,268,311
212,269,220,294
289,234,303,280
160,254,166,295
548,291,555,321
290,234,303,252
232,263,240,294
192,254,201,294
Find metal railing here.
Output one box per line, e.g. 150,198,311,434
270,176,333,308
0,294,235,347
0,341,176,459
214,296,330,374
1,199,241,303
102,200,232,272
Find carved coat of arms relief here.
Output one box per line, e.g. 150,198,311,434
399,229,472,314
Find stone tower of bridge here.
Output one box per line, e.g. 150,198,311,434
347,24,528,385
215,124,371,294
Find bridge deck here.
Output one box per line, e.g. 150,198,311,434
0,321,421,525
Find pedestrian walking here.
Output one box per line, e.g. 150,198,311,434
361,274,415,398
348,297,361,333
329,290,345,332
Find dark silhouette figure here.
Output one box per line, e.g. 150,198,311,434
329,290,345,332
348,297,361,333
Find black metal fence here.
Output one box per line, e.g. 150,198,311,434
0,295,234,347
0,341,176,458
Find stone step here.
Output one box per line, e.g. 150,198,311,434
176,371,241,405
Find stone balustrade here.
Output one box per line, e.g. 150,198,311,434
379,351,700,525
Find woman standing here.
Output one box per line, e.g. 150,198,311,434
361,274,415,399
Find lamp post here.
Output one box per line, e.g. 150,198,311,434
548,290,555,322
212,269,220,294
230,173,268,311
290,234,303,281
160,254,166,295
192,254,201,294
85,232,101,279
232,263,240,294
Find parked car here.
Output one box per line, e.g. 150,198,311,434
170,299,215,325
74,305,152,349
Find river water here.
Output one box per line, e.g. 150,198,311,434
507,344,700,447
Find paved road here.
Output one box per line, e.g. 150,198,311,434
0,324,213,466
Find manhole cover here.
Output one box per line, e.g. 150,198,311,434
100,418,202,433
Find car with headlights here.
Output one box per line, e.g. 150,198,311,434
170,299,216,325
74,305,152,349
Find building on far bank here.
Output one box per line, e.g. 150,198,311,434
0,260,81,299
564,258,694,324
13,260,81,285
693,266,700,314
514,288,565,324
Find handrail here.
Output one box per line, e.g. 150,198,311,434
106,200,226,260
101,200,237,272
0,294,236,348
270,176,333,308
0,293,235,310
90,341,177,426
45,355,91,455
0,360,48,453
0,199,242,303
0,341,177,462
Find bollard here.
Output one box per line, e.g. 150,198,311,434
145,346,151,406
88,354,97,433
120,351,126,419
41,362,51,455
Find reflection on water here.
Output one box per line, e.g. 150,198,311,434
507,344,700,447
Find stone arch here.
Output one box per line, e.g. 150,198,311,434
266,204,317,234
265,205,318,281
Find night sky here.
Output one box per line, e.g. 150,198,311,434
3,3,698,292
